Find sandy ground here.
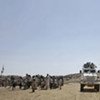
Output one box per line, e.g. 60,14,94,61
0,83,100,100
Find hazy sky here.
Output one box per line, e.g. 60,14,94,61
0,0,100,76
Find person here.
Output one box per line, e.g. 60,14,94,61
58,78,63,90
31,78,37,93
10,76,16,90
46,74,51,89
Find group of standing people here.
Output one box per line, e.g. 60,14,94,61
0,74,64,93
31,74,64,92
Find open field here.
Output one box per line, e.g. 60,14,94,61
0,83,100,100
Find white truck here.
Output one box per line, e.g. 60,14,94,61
80,62,100,92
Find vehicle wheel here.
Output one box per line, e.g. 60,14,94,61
95,85,99,92
80,84,84,92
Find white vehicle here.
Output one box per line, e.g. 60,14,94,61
80,62,100,92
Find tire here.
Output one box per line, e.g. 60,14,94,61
95,84,99,92
80,84,84,92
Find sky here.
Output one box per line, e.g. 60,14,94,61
0,0,100,76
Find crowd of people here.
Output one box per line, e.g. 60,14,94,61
0,74,64,92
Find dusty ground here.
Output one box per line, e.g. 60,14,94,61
0,83,100,100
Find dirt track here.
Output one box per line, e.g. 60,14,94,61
0,83,100,100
